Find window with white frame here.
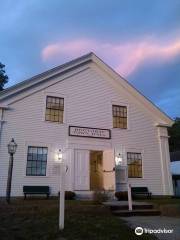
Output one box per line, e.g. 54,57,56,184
112,105,127,129
26,146,48,176
127,152,142,178
45,96,64,123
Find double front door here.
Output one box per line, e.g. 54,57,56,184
74,149,115,191
74,150,103,190
74,149,89,190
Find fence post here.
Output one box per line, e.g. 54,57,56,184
59,164,66,230
127,183,132,211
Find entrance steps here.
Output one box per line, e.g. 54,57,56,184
75,191,94,200
75,191,115,200
112,209,161,217
103,201,161,217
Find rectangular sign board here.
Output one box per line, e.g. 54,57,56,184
69,126,111,139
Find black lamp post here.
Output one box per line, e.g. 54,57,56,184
6,138,17,203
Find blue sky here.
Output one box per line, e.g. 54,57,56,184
0,0,180,118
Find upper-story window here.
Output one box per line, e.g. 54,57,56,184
26,146,48,176
45,96,64,123
112,105,127,129
127,152,142,178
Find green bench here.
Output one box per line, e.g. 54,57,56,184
23,186,50,199
131,187,152,199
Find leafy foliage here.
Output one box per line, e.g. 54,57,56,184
168,117,180,152
92,190,109,203
115,191,128,201
0,62,8,90
65,191,76,200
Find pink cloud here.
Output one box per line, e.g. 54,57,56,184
42,39,97,60
41,37,180,76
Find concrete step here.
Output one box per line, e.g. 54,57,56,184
103,201,154,210
75,191,115,200
112,209,161,217
75,192,93,200
110,204,153,210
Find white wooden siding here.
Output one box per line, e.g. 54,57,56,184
0,64,172,196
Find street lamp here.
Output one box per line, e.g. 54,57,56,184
6,138,17,203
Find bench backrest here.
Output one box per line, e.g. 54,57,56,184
23,186,49,193
131,187,148,193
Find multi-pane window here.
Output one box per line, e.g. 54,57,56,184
45,96,64,123
26,146,48,176
112,105,127,129
127,152,142,178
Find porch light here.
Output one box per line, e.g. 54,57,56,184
7,138,17,155
58,149,63,162
115,153,122,165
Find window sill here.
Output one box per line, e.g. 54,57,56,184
112,128,131,131
128,177,144,180
43,120,67,126
24,175,49,178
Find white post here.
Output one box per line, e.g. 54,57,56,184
127,183,132,211
59,163,66,230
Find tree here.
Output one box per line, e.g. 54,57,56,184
168,117,180,152
0,62,8,91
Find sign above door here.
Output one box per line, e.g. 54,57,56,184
69,126,111,139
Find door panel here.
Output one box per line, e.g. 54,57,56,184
90,151,103,190
74,149,89,190
103,149,115,190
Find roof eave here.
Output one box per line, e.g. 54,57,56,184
0,52,93,101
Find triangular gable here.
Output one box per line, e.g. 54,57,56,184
0,52,173,126
91,53,173,126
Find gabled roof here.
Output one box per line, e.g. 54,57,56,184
0,52,93,101
0,52,173,126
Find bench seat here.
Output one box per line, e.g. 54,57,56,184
23,186,50,199
131,187,152,199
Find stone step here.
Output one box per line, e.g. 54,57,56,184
112,209,161,217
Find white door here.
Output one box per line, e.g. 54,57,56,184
74,149,90,190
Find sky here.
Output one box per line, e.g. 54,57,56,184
0,0,180,118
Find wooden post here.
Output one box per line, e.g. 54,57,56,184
127,183,132,211
6,154,14,204
59,163,66,230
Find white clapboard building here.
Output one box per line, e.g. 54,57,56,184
0,53,173,197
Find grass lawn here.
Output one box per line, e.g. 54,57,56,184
0,198,157,240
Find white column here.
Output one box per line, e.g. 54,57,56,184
164,136,173,195
158,127,173,195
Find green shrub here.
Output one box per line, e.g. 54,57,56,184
65,191,76,200
93,190,109,203
115,191,128,201
58,191,76,200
